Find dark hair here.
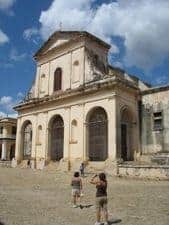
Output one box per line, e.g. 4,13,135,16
99,173,107,182
74,171,80,177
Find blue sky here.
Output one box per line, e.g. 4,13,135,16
0,0,169,117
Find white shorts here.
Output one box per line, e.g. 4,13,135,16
72,188,80,197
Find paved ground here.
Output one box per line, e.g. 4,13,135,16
0,167,169,225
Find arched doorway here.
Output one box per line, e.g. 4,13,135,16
22,121,32,159
87,107,108,161
120,108,133,161
10,144,15,160
50,115,64,161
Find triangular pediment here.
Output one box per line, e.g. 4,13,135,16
34,31,111,59
34,32,81,58
47,38,69,52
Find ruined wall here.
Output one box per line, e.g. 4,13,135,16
141,88,169,154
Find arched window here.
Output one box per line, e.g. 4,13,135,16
72,61,80,82
71,120,77,142
37,125,42,144
40,74,46,93
54,68,62,91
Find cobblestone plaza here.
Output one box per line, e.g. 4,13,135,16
0,168,168,225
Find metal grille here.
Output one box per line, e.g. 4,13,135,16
51,116,64,160
88,108,108,161
23,123,32,159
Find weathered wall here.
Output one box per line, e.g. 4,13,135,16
141,89,169,154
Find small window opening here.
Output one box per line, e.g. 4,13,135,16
153,111,163,130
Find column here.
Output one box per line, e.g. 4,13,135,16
1,141,7,160
108,96,117,161
15,118,22,161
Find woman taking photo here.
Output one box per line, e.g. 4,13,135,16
90,172,109,225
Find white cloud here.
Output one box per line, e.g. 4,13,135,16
112,61,123,69
0,111,6,118
9,48,27,61
0,96,14,113
17,92,24,98
0,93,23,118
153,75,169,86
0,111,17,118
0,96,12,105
38,0,169,71
23,27,39,41
39,0,94,38
0,0,16,11
0,29,9,45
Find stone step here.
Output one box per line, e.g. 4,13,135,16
0,160,11,168
118,163,169,180
45,161,60,171
151,153,169,165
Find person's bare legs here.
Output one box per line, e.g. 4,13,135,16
78,195,81,205
96,208,101,222
102,202,108,224
103,208,108,222
72,195,76,205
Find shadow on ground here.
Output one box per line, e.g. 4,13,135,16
75,204,93,209
108,219,122,224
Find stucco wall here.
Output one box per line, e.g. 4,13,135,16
141,89,169,154
34,46,85,98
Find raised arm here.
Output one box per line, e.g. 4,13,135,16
90,174,99,185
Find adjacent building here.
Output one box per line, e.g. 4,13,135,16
0,117,17,161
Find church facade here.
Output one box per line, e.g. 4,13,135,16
14,31,169,172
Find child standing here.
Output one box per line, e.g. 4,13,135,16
80,162,85,177
71,171,83,207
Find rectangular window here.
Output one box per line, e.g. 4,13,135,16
153,111,163,131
